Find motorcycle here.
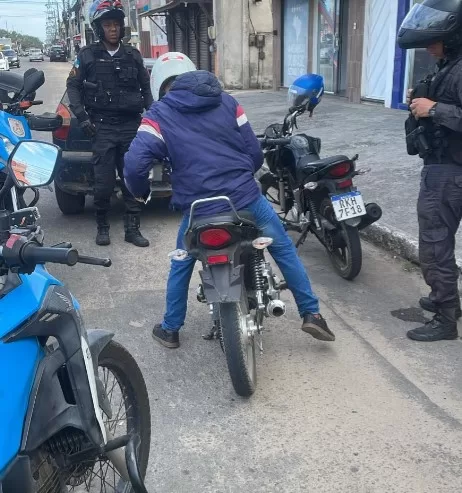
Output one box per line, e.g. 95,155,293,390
256,80,382,280
170,196,288,398
0,140,150,492
0,68,62,212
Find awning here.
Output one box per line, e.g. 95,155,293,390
139,0,211,18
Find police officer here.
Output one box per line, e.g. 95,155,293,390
398,0,462,341
67,0,153,247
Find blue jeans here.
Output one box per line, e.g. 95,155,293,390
162,195,320,331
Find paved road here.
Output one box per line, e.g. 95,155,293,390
14,60,462,492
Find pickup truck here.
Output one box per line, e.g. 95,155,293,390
52,58,172,214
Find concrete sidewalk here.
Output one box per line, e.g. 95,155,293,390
234,89,461,266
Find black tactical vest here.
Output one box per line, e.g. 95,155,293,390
84,44,144,116
405,57,462,164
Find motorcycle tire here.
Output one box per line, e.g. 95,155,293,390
320,198,362,281
83,340,151,493
219,301,257,397
54,184,85,215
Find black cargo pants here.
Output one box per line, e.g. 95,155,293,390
91,117,142,215
418,164,462,308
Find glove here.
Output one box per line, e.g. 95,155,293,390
80,119,97,138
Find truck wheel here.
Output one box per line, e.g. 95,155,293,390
55,184,85,215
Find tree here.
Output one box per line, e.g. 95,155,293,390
0,28,43,50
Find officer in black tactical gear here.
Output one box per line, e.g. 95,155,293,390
398,0,462,341
67,0,153,247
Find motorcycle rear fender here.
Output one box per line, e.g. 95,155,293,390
200,263,245,303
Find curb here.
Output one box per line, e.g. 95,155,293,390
361,222,462,273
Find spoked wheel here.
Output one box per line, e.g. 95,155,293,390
67,340,151,493
320,198,362,281
219,301,257,397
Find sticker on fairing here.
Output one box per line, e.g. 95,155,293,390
8,118,25,138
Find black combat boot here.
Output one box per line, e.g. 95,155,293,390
407,307,459,341
95,214,110,246
124,214,149,247
419,296,462,319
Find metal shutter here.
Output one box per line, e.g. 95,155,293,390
173,10,184,53
198,7,211,71
187,6,199,66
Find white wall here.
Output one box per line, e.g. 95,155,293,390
361,0,398,107
214,0,274,89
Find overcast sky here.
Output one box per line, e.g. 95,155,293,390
0,0,52,42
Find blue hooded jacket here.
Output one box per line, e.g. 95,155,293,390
124,70,264,216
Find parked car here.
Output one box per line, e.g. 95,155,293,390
49,45,67,62
29,49,44,62
1,49,20,68
0,52,9,71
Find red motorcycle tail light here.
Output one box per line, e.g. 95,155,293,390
199,228,232,248
328,162,351,177
337,179,353,189
207,255,230,265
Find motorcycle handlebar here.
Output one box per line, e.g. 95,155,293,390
0,242,112,268
21,243,80,266
261,137,291,148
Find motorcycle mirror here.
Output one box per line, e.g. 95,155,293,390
22,70,45,97
7,140,60,189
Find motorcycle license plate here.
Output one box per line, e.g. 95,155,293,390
331,191,366,221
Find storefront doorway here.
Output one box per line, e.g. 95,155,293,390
316,0,348,94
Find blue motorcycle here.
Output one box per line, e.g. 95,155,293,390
0,68,62,212
0,140,150,492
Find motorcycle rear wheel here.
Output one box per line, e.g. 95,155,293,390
219,302,257,397
320,198,362,281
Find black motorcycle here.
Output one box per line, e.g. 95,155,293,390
171,196,287,398
256,104,382,280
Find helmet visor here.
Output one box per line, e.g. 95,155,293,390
401,4,457,31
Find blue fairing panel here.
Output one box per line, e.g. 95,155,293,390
0,113,32,164
0,265,61,339
0,265,60,474
0,338,43,475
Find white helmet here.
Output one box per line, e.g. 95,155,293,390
150,52,197,101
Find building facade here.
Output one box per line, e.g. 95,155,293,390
133,0,434,108
274,0,435,108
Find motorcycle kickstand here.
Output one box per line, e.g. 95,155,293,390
202,323,219,341
295,224,310,249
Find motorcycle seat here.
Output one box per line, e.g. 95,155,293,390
297,154,350,171
189,210,257,230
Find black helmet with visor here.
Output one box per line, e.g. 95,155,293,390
398,0,462,53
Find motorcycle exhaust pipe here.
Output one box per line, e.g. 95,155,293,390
357,203,382,231
267,300,286,318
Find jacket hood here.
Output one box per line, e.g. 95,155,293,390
162,70,222,113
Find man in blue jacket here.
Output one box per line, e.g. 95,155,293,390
124,53,334,348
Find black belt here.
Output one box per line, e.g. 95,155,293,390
91,114,140,125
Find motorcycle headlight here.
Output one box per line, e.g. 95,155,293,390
0,134,15,155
